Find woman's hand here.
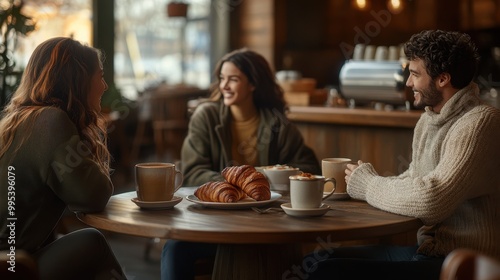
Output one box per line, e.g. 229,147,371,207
345,160,363,185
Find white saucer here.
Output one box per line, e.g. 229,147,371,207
280,203,330,217
324,192,351,201
131,196,182,210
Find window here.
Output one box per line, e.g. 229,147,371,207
8,0,211,101
115,0,211,100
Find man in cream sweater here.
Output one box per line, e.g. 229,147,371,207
308,30,500,280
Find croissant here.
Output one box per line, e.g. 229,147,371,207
221,165,271,201
195,181,247,203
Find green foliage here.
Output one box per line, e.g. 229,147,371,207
0,0,36,110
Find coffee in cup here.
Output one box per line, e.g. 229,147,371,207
289,174,335,209
322,158,352,194
135,162,183,202
261,165,301,193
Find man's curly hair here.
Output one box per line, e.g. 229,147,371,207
403,29,480,89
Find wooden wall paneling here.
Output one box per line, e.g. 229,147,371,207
230,0,275,65
273,0,287,71
295,122,413,176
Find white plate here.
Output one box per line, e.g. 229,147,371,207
131,196,182,210
324,192,350,201
281,203,330,217
185,191,282,209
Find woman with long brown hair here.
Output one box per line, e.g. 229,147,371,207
0,37,126,279
162,48,320,280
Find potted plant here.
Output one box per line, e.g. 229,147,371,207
166,1,189,18
0,0,36,110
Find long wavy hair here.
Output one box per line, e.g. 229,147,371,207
209,48,287,114
0,37,110,177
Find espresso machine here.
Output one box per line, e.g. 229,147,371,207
339,60,413,108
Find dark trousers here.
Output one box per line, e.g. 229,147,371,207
161,240,217,280
300,245,444,280
33,228,126,280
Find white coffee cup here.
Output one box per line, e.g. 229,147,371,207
261,165,301,193
322,158,352,194
363,45,376,60
388,46,400,61
353,44,365,60
135,162,183,202
289,174,336,209
375,46,388,61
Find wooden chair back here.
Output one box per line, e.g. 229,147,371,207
440,248,500,280
0,250,39,280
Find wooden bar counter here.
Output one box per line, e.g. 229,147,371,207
287,106,423,176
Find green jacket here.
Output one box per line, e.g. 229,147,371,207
181,101,321,186
0,107,113,252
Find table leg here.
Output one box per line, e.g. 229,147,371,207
212,243,303,280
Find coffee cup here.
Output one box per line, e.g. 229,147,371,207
135,162,183,202
289,174,336,209
353,44,365,60
261,165,301,193
363,45,376,60
322,158,351,194
375,46,388,61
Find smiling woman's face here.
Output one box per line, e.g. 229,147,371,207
218,61,255,107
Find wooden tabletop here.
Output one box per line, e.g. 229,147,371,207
77,187,422,244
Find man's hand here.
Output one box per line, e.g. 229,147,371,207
345,160,363,184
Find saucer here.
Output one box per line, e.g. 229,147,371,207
280,203,330,217
131,196,182,210
324,192,350,201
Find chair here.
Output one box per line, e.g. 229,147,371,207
130,84,208,162
0,250,39,279
150,92,190,161
440,248,500,280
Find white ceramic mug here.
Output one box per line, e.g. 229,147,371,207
363,45,376,61
388,46,400,61
135,162,183,201
322,158,352,194
375,46,388,61
261,165,301,193
353,44,365,60
289,175,336,209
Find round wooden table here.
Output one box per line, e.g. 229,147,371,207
77,187,422,279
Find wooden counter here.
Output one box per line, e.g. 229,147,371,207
287,106,423,176
287,106,422,128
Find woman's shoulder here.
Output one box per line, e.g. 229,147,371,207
260,107,288,124
34,107,77,133
191,100,222,118
36,106,69,120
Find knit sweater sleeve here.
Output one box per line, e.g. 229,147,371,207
347,106,500,225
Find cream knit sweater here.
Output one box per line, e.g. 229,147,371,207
347,83,500,259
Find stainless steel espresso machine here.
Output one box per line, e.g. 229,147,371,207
339,60,413,108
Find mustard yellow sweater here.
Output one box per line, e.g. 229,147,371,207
348,83,500,259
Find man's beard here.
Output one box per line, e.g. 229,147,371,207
413,79,443,109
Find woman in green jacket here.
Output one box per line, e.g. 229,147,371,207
0,37,126,279
181,48,320,186
162,48,320,280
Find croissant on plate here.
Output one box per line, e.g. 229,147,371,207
195,181,247,203
221,165,271,201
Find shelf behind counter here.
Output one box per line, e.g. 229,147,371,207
287,106,423,176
